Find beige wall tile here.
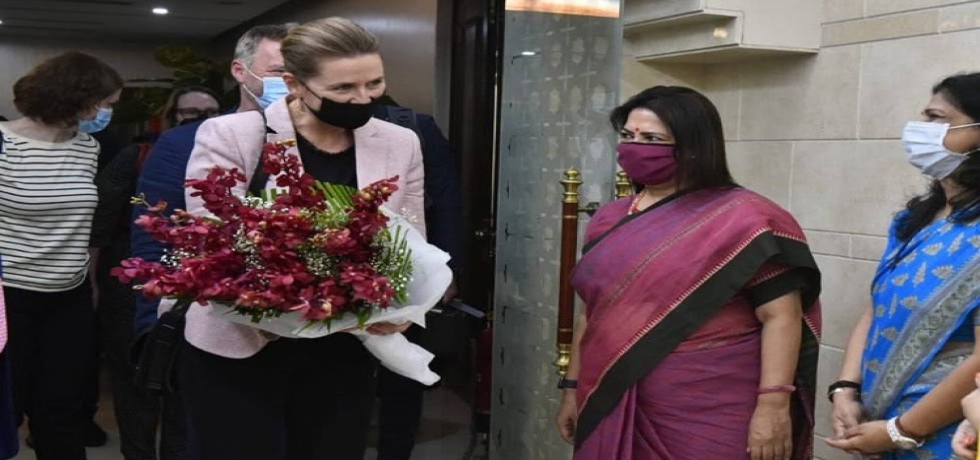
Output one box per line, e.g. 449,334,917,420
733,46,862,140
704,65,744,141
726,141,793,208
620,58,707,103
813,254,878,349
815,345,844,438
851,234,889,261
867,0,972,17
806,230,851,257
790,140,927,235
620,59,739,139
940,2,980,32
824,0,865,23
859,29,980,139
822,10,938,47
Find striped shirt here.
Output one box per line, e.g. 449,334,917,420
0,127,99,292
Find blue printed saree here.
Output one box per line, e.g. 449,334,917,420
862,211,980,459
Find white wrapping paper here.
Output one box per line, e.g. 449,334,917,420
208,215,452,385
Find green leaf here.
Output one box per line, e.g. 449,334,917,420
313,181,357,210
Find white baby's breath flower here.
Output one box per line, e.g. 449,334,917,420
396,207,420,225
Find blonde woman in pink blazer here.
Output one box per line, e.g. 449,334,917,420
177,18,424,460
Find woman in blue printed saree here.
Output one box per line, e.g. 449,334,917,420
827,73,980,458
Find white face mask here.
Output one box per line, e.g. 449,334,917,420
901,121,980,179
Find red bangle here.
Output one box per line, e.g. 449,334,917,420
758,385,796,395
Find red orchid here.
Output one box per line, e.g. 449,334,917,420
111,140,409,328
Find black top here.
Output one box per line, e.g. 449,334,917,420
296,133,357,187
289,133,371,356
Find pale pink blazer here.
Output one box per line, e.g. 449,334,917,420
180,97,425,358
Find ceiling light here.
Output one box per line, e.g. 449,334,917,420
0,20,4,25
152,7,169,15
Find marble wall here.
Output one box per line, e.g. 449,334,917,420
491,9,621,460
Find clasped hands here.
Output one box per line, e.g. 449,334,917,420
824,394,896,455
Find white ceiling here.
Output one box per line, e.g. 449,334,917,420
0,0,292,42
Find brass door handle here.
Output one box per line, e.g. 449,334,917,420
579,202,600,216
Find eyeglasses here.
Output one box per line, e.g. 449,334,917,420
175,108,220,119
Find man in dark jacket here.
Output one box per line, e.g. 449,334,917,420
131,23,292,338
125,23,291,460
372,94,464,460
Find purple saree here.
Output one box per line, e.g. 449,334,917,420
570,188,821,459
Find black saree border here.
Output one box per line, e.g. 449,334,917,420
573,233,821,450
747,268,812,308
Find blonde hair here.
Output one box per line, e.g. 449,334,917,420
281,17,380,80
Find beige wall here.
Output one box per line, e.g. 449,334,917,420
623,1,980,459
0,38,170,120
213,0,439,116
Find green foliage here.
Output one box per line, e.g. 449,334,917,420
373,225,413,305
314,182,357,209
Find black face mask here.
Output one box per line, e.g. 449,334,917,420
300,81,375,130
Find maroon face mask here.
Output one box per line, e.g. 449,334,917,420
616,142,677,185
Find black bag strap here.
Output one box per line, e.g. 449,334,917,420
247,111,275,197
133,300,190,394
384,106,424,151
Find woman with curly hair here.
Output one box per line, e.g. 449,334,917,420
0,51,122,460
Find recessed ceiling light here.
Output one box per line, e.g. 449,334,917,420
152,7,169,15
0,20,4,25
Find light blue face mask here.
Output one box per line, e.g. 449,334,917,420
79,106,113,133
243,68,289,109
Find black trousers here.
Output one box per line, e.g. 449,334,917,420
6,281,96,460
376,325,426,460
98,283,185,460
1,351,19,459
178,333,376,460
97,238,186,460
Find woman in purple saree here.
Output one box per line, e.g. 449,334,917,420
557,87,821,460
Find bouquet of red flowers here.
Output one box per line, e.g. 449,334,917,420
114,140,451,384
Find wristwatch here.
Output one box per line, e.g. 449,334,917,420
557,376,578,390
886,417,924,449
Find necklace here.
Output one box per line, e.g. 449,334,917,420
628,189,647,215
